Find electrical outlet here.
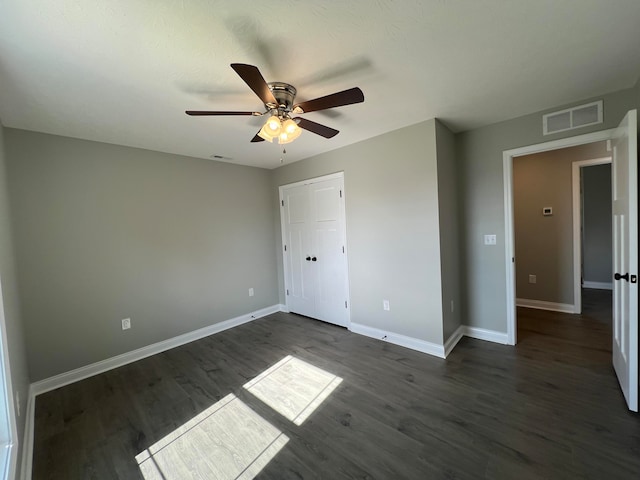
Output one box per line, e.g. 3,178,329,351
248,288,254,297
121,318,131,330
383,300,390,311
529,274,537,284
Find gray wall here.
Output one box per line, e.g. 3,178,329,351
513,142,608,305
582,163,612,285
5,129,278,381
457,86,638,332
435,120,461,341
271,119,445,345
0,124,29,479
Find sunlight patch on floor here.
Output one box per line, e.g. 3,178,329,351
136,393,289,480
243,355,343,425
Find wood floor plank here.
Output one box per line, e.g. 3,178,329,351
32,289,640,479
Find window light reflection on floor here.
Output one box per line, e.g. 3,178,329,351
136,355,341,479
136,393,289,480
243,355,343,426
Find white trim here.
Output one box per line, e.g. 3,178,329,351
503,128,615,345
278,171,344,190
572,157,612,314
349,323,511,359
30,304,280,396
349,323,446,358
503,149,516,345
278,303,289,313
462,326,509,345
583,281,613,290
443,325,464,357
516,298,576,314
19,387,34,480
0,275,18,480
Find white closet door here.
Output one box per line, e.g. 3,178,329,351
310,178,348,327
280,174,349,328
283,184,315,318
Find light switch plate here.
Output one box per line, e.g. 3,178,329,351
484,234,497,245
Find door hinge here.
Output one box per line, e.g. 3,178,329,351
281,200,284,206
340,189,342,198
284,245,287,252
512,257,515,263
287,289,289,296
345,301,348,308
342,246,345,253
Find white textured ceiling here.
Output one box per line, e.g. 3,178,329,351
1,1,639,169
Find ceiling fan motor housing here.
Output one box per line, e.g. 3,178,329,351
269,82,297,114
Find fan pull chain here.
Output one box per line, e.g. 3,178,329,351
280,147,286,164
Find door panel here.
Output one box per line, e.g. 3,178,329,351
313,184,341,222
611,109,638,412
315,226,347,326
287,226,314,317
284,186,315,317
310,179,347,326
286,190,308,224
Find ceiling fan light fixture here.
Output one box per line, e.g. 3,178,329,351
278,119,302,144
267,116,281,132
257,115,282,142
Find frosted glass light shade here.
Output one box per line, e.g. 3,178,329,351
258,116,282,142
278,119,302,144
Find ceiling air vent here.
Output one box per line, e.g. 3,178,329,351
542,100,602,135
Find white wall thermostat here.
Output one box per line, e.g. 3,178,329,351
542,207,553,216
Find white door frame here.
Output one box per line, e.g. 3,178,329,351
0,276,19,479
503,129,615,345
278,171,351,327
572,156,612,313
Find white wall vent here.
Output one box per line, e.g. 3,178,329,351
543,100,603,135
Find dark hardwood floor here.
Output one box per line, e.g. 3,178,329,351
33,292,639,479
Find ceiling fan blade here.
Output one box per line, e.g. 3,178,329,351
293,87,364,114
295,118,339,138
186,110,261,116
230,63,278,107
250,132,265,142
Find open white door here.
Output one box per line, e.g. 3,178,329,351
611,109,638,412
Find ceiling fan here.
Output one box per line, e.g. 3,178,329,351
186,64,364,144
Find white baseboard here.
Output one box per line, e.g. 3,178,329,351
278,303,289,313
30,304,280,397
583,281,613,290
462,326,509,345
444,325,464,357
516,298,576,314
349,323,446,358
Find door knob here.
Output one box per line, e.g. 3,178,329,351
312,256,317,262
306,256,311,261
614,272,629,282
